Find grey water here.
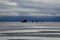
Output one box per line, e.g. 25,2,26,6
0,22,60,40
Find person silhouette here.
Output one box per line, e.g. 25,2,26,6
31,20,33,22
21,19,27,23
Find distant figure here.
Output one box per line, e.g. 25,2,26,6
21,19,27,23
32,20,34,22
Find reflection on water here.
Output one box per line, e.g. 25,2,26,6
0,22,60,31
0,22,60,40
8,39,32,40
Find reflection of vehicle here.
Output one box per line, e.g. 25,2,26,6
0,16,60,22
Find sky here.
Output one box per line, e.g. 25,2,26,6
0,0,60,16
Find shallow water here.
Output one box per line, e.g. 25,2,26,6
0,22,60,40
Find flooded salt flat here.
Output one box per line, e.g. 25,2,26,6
1,37,60,40
0,22,60,40
0,22,60,31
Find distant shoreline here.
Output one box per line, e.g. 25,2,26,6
0,16,60,22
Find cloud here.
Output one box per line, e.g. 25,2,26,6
5,1,17,6
0,0,60,16
24,0,60,4
0,12,19,16
0,1,17,6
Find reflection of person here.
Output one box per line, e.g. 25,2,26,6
21,19,27,23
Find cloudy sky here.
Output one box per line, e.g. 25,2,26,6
0,0,60,16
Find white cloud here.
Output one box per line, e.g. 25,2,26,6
0,12,19,16
0,1,17,6
5,1,17,6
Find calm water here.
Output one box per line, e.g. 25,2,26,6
0,22,60,40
